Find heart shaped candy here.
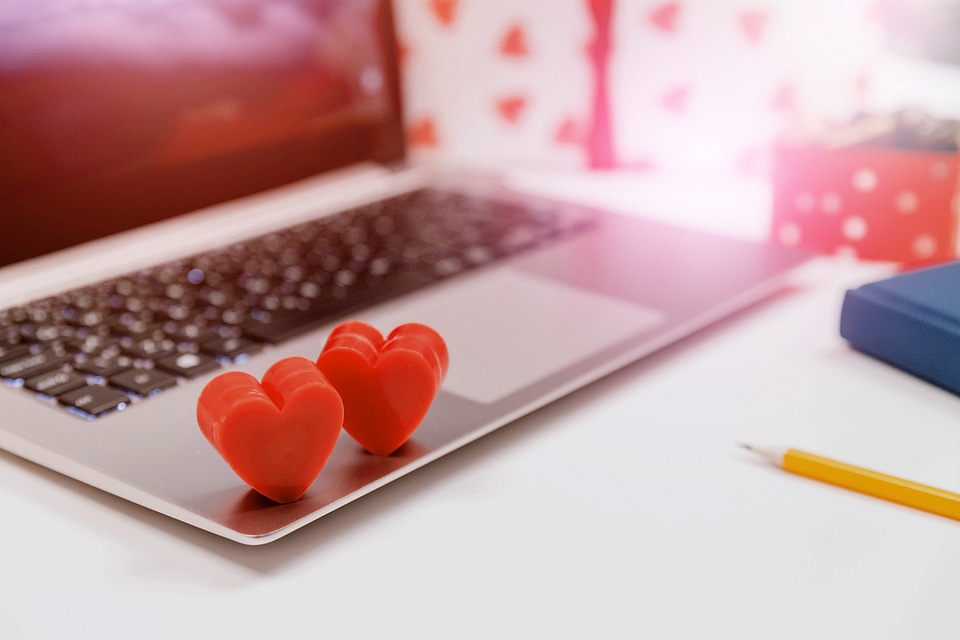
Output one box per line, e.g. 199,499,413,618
196,356,343,503
317,321,449,456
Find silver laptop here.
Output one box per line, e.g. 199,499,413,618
0,0,811,544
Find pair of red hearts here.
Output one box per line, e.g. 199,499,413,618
196,321,449,503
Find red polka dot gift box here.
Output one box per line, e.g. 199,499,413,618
771,115,960,265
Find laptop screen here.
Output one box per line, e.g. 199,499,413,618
0,0,404,268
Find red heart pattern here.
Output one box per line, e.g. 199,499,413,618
499,23,529,57
737,9,769,45
496,95,527,125
649,2,680,32
316,321,449,457
196,357,343,503
408,116,440,147
394,0,880,173
429,0,458,27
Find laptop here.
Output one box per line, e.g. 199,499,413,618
0,0,812,544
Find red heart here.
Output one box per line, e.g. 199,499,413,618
738,9,768,44
555,117,587,146
196,357,343,503
316,321,448,456
408,116,440,148
430,0,458,27
499,23,529,57
649,2,680,33
496,95,527,124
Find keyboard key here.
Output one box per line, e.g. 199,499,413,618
76,352,134,378
0,344,31,364
70,334,119,355
21,322,71,343
122,336,176,360
72,309,106,328
110,368,177,396
163,321,217,344
156,352,220,378
58,385,130,417
25,369,88,396
201,336,262,360
0,348,72,380
114,319,163,338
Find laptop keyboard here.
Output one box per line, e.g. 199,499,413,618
0,189,597,419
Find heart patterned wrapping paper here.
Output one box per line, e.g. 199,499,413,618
393,0,882,174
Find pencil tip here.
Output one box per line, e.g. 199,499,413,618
736,443,785,466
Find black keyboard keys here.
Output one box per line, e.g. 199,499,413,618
0,188,599,419
122,336,176,360
25,370,87,397
201,336,262,360
58,385,130,418
110,368,177,396
0,347,72,381
156,352,219,379
0,344,30,364
76,351,134,378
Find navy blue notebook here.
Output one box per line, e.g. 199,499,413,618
840,261,960,395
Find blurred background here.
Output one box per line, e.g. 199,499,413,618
2,0,958,261
394,0,960,258
396,0,960,172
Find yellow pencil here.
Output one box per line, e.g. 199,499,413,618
740,443,960,522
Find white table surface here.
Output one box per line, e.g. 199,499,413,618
3,174,960,639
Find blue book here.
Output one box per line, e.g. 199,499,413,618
840,261,960,395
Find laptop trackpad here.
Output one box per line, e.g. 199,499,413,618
358,268,665,404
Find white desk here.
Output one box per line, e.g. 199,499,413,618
2,177,960,639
